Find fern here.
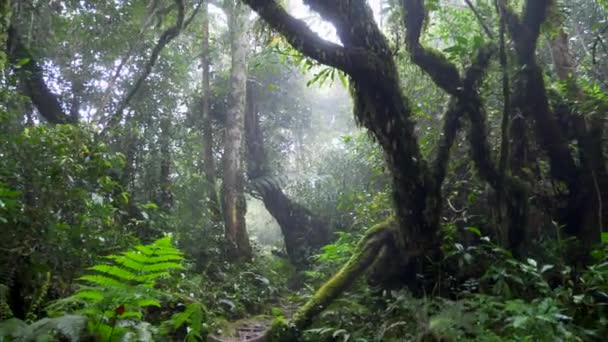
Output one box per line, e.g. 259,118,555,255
46,236,185,340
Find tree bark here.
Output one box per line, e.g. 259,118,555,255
245,84,330,267
222,0,252,262
200,1,221,222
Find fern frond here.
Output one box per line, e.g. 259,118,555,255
73,290,104,301
78,274,124,288
88,265,137,281
134,298,161,307
106,255,145,271
141,262,184,273
118,251,183,265
136,272,171,283
118,311,143,320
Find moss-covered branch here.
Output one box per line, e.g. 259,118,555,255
269,218,397,339
242,0,380,74
402,0,462,96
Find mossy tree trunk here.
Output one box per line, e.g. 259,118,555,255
500,0,604,259
222,0,252,262
245,83,330,267
242,0,480,319
245,0,606,335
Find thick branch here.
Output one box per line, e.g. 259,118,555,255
242,0,377,74
290,219,396,331
501,0,578,185
432,46,494,186
402,0,463,96
499,0,550,63
7,27,75,125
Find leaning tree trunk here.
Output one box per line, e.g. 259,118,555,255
222,0,252,262
200,1,222,222
245,84,330,267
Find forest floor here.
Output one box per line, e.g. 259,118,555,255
208,301,297,341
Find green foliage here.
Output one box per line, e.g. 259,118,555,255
0,315,87,342
0,123,134,316
300,232,608,341
187,256,287,321
47,236,186,340
160,302,207,342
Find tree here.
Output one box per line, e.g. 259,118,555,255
245,81,330,267
222,0,252,261
199,0,222,222
244,0,607,334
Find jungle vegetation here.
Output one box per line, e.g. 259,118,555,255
1,0,608,341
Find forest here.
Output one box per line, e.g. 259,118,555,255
0,0,607,341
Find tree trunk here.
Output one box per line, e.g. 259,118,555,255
222,0,251,262
200,1,221,222
159,113,173,211
549,24,606,260
245,84,330,267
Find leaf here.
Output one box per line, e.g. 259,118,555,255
135,298,161,307
540,265,554,274
268,35,282,47
465,226,481,237
73,289,104,301
0,318,28,339
338,71,348,88
511,315,528,328
78,274,124,287
89,264,137,281
27,315,87,341
16,58,31,66
218,299,236,311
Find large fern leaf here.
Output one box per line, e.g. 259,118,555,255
51,236,186,332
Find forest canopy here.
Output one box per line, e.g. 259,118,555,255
1,0,608,341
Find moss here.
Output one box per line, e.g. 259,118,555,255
288,218,396,331
0,284,14,320
267,316,297,342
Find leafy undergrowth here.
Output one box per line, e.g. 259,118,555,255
0,237,293,341
299,234,608,342
2,230,607,341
